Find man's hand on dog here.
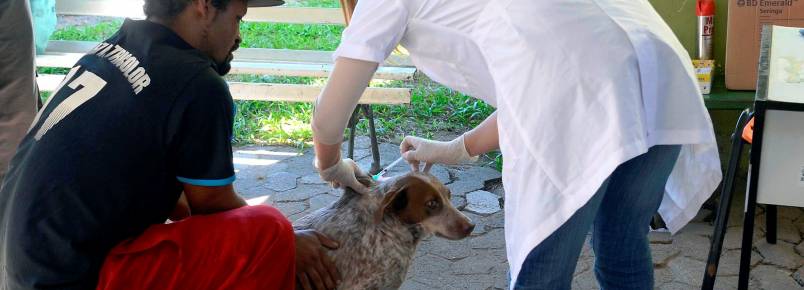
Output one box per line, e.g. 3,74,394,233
295,230,340,290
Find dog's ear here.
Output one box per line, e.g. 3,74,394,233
374,179,409,224
373,175,437,224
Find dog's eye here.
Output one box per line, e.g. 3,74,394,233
426,200,440,209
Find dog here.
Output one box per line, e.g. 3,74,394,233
293,171,475,289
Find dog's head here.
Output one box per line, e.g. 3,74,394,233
374,172,474,240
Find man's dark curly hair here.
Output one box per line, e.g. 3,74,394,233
143,0,232,19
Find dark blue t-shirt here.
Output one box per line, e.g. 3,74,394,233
0,19,236,289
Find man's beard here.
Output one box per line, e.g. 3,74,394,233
215,41,238,76
215,53,234,76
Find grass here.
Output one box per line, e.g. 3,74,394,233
291,0,340,8
368,84,495,140
239,23,343,50
46,3,500,169
51,19,123,41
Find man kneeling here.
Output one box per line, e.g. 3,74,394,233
0,0,338,289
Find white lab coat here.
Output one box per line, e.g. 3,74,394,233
333,0,722,287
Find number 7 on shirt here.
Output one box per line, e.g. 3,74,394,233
30,65,107,141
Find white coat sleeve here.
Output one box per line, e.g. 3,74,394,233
332,0,409,63
312,57,379,145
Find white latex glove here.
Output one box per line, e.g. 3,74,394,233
316,158,370,194
400,134,478,172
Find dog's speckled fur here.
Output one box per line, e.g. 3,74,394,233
293,171,473,289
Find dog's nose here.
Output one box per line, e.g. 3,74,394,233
463,223,476,236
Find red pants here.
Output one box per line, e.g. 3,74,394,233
97,205,295,290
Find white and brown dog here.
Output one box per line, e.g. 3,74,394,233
294,171,475,289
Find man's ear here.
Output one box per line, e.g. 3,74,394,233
189,0,215,20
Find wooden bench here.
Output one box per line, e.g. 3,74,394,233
40,1,416,101
40,0,416,173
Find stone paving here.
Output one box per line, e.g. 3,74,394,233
232,137,804,290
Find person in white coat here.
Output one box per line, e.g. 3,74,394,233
312,0,722,289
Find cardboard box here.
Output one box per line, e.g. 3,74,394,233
726,0,804,90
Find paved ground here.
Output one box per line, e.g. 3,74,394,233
232,138,804,290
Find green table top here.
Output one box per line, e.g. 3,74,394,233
703,82,755,110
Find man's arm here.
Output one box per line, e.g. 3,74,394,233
181,184,246,215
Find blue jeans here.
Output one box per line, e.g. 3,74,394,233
514,145,682,290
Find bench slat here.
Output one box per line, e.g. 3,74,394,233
39,41,416,79
55,0,145,19
44,40,415,67
56,0,346,25
36,52,414,80
36,52,84,68
230,62,414,80
228,83,410,104
37,74,411,105
37,53,414,80
236,47,414,67
245,7,344,25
